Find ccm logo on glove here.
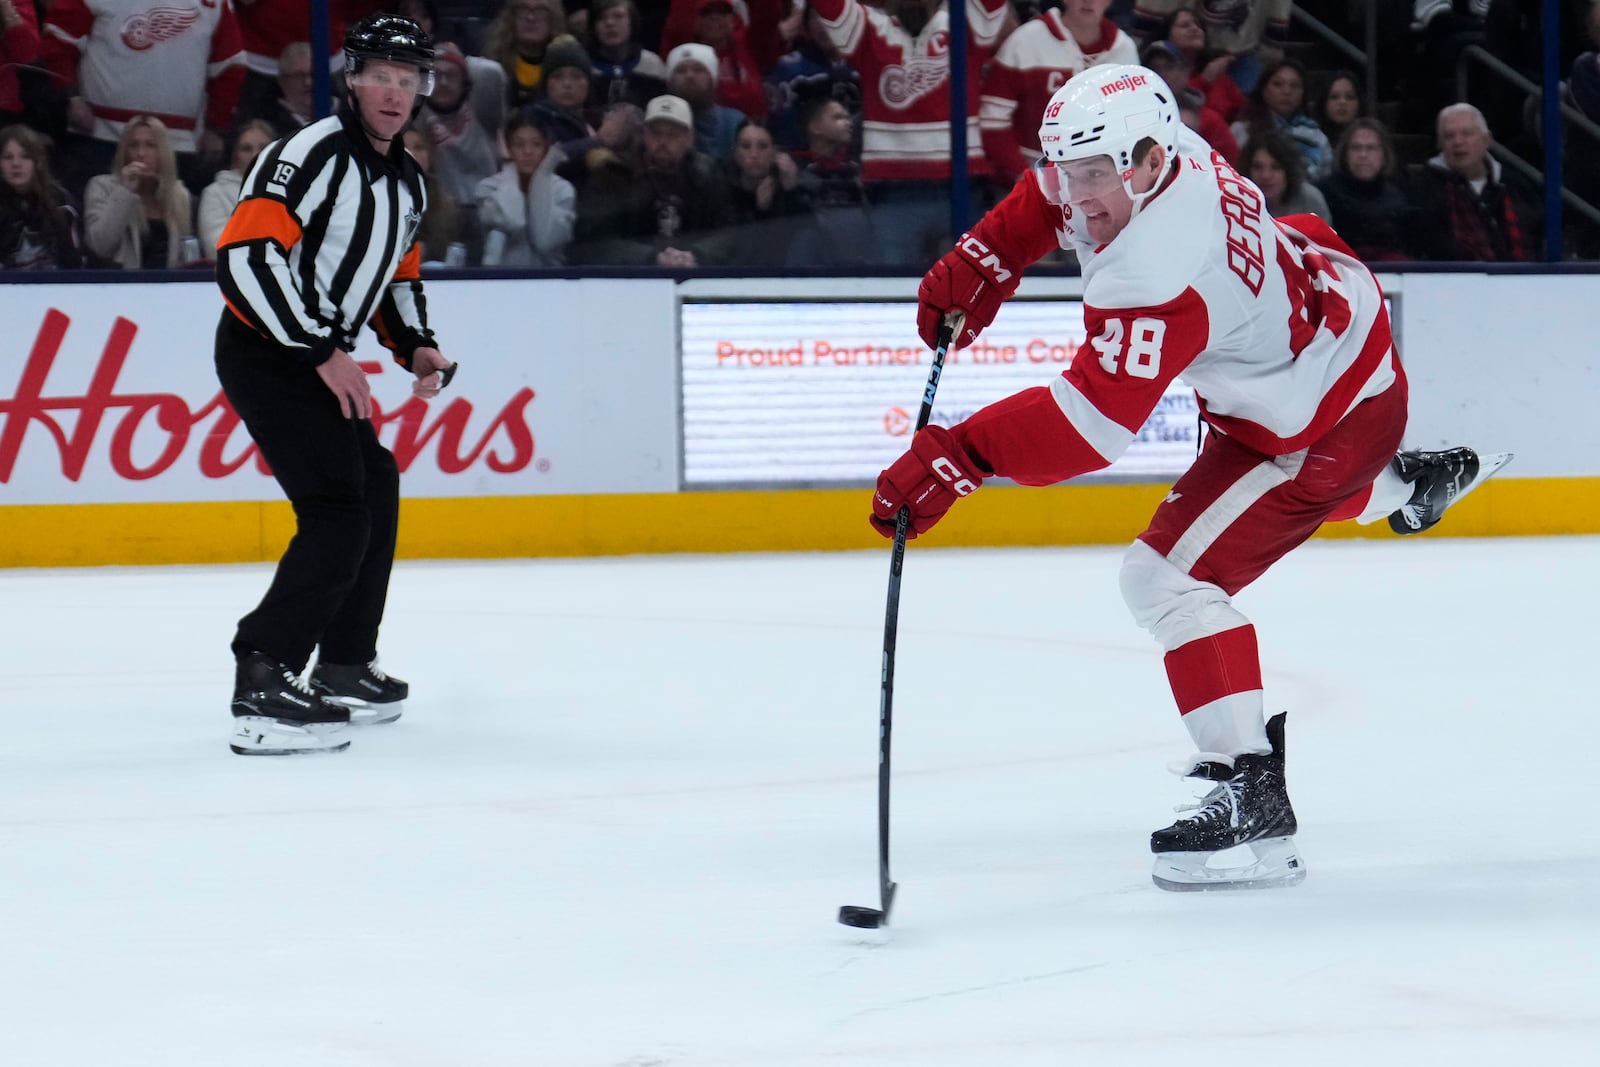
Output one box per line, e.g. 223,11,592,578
931,456,979,496
956,235,1013,284
870,426,987,539
917,233,1019,351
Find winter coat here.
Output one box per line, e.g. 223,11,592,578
197,168,243,253
1317,170,1419,262
722,158,807,267
83,174,191,269
561,145,734,265
0,181,82,269
1233,112,1333,183
1407,154,1541,261
474,160,577,267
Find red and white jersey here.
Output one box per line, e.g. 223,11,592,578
954,126,1398,485
236,1,380,76
811,0,1009,181
979,13,1137,180
43,0,244,152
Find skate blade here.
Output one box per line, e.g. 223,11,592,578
229,716,352,756
1457,451,1513,508
1152,836,1306,892
322,696,404,726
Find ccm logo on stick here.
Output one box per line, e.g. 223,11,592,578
932,456,978,495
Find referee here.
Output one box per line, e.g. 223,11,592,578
215,13,455,756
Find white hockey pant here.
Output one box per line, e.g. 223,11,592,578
1119,540,1270,759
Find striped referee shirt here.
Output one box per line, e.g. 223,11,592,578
216,107,436,368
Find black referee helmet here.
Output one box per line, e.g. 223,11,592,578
344,13,435,82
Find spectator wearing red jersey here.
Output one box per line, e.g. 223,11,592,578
980,0,1137,184
810,0,1012,266
0,0,40,127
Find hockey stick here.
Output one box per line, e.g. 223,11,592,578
838,310,965,931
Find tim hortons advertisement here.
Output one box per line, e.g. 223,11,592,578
0,280,679,505
680,302,1200,486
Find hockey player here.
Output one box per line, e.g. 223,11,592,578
216,14,455,756
873,64,1509,890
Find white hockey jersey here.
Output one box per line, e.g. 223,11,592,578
952,126,1398,484
43,0,244,152
978,13,1138,181
811,0,1009,181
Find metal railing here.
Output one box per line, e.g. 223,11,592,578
1289,2,1380,118
1457,44,1600,238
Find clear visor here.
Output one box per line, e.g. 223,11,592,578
348,64,434,98
1050,154,1130,203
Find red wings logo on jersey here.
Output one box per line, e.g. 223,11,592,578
121,7,202,52
879,34,950,110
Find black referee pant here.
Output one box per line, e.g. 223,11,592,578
214,312,400,673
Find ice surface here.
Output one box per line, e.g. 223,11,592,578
2,539,1596,1065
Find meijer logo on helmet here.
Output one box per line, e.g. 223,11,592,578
1099,73,1149,97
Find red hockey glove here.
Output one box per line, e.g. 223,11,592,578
870,426,987,539
917,233,1019,350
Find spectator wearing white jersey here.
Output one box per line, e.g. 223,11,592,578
810,0,1012,265
980,0,1137,184
42,0,246,187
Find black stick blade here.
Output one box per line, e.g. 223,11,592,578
837,905,886,929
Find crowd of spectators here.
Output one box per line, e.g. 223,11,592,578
0,0,1592,272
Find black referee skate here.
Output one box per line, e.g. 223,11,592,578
230,652,351,756
1150,712,1304,891
1388,448,1513,535
309,660,406,725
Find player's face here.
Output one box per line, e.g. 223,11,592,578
1057,154,1135,243
350,60,425,145
0,140,35,191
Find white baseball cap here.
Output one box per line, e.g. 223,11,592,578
644,94,694,130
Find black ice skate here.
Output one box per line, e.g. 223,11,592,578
309,660,406,725
1388,448,1513,535
1150,712,1304,891
230,651,351,756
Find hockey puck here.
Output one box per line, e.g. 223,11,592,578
837,905,886,929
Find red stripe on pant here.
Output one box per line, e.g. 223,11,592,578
1164,624,1263,715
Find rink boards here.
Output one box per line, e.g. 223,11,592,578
0,272,1594,566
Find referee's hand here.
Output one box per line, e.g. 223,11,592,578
317,349,373,420
410,347,455,400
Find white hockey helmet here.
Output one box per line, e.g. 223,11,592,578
1037,64,1179,204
